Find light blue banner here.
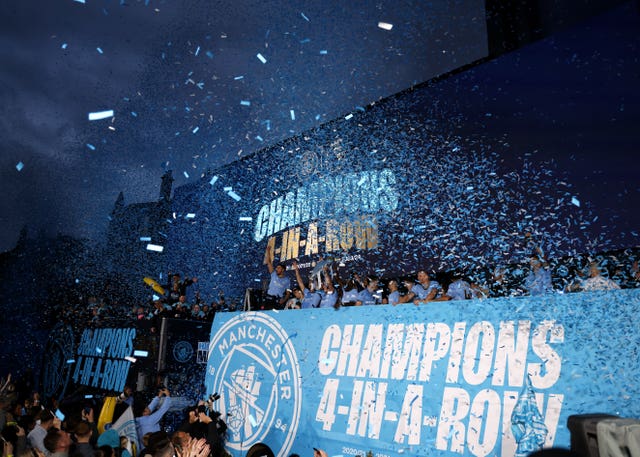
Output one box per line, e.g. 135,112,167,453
205,289,640,457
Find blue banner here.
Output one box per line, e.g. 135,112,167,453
204,289,640,457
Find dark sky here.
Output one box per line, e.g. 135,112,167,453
0,0,487,252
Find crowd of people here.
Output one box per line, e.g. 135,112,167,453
0,373,332,457
53,245,640,330
3,245,638,457
0,373,229,457
254,245,639,311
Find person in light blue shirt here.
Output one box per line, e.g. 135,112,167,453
407,270,451,304
524,257,553,296
447,271,475,301
355,276,379,306
135,388,172,444
317,263,338,309
292,261,322,309
386,280,401,305
264,244,291,309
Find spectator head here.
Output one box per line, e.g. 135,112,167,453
417,270,430,283
73,421,92,442
171,430,190,451
275,263,286,275
292,287,303,299
1,423,20,445
98,445,114,457
146,431,170,455
38,410,55,427
589,261,602,277
388,280,398,291
43,428,72,454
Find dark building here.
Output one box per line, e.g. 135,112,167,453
104,170,174,294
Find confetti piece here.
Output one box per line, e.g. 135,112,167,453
345,113,353,120
209,176,218,185
73,0,85,3
146,243,164,252
240,100,251,106
192,126,199,134
255,135,263,141
378,22,393,30
234,75,244,80
194,46,200,56
223,186,232,192
96,47,104,54
184,171,190,178
256,53,267,64
186,213,196,219
124,356,137,363
88,110,114,121
239,216,252,221
61,43,68,49
133,350,149,357
290,109,296,120
66,359,75,364
16,162,24,171
320,50,328,55
227,190,241,201
86,143,96,150
301,12,309,21
571,196,580,207
139,236,152,241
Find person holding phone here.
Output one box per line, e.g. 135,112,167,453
135,388,172,445
27,410,55,456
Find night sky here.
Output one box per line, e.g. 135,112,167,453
0,0,486,252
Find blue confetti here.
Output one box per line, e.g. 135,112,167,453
146,243,164,252
139,236,151,241
301,12,310,21
86,143,96,150
61,43,68,49
96,47,104,54
240,100,251,106
319,50,328,55
227,190,241,201
16,161,24,171
192,126,199,134
571,196,580,207
209,176,218,186
256,53,267,64
290,109,295,120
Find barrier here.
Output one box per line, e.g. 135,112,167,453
204,289,640,457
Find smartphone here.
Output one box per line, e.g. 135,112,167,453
54,409,66,421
